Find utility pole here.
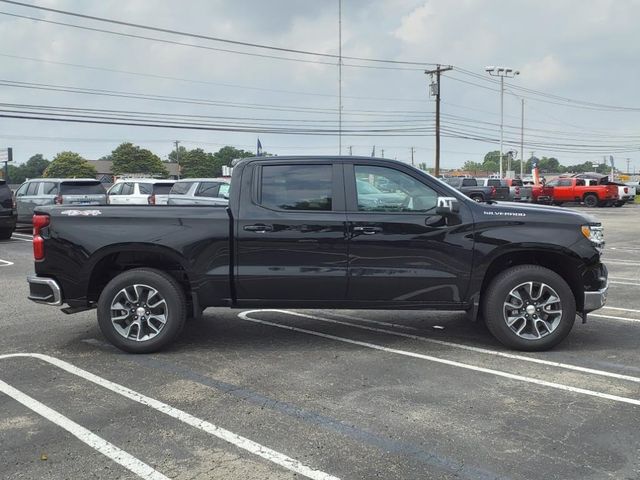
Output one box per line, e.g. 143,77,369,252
485,66,520,178
626,158,631,175
174,140,180,179
338,0,342,156
410,147,415,166
425,65,453,177
381,148,385,158
520,99,525,178
348,145,352,155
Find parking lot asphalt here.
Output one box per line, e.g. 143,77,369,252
1,207,639,480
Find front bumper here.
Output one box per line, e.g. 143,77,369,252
27,275,62,306
583,278,608,312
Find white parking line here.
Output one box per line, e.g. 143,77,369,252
609,277,640,282
602,306,640,313
239,310,640,407
610,281,640,286
0,380,169,480
605,260,640,266
9,236,31,243
0,258,14,266
262,310,640,384
590,313,640,323
12,232,33,239
0,353,339,480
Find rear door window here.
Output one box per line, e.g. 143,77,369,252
120,183,134,195
26,182,40,196
461,178,477,187
60,182,105,195
557,179,573,187
108,183,123,195
259,164,332,211
138,183,152,195
196,182,221,198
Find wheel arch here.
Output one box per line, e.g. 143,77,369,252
86,244,192,304
474,247,584,320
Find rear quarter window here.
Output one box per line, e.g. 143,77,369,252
170,182,193,195
152,183,174,194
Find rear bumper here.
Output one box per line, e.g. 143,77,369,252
27,275,62,306
583,279,608,312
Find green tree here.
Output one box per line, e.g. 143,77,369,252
483,160,499,173
44,151,97,178
167,145,188,163
462,161,483,174
213,146,255,167
22,154,50,178
179,148,219,177
110,142,168,177
6,164,26,184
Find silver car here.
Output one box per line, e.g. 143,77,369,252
15,178,107,224
167,178,230,206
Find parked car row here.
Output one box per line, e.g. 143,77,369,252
442,173,636,208
7,177,230,226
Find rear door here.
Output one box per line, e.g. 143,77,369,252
16,181,40,222
235,161,348,304
345,162,474,306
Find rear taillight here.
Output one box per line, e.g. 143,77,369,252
515,186,520,195
490,186,496,197
148,194,156,205
32,214,50,261
54,195,63,205
624,187,628,194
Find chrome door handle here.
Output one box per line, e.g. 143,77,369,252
243,224,273,233
353,226,381,235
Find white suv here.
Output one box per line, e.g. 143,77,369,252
107,179,175,205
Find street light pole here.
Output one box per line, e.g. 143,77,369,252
485,66,520,178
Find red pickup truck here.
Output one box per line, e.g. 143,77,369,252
546,177,618,207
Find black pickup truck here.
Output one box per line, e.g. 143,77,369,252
28,156,608,353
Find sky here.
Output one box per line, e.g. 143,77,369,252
0,0,639,172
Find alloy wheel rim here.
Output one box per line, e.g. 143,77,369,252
502,281,562,340
110,284,168,342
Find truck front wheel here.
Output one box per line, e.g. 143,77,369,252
97,268,187,353
482,265,576,351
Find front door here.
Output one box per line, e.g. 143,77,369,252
345,163,474,307
235,162,348,305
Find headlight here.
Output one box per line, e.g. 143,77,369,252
581,224,604,252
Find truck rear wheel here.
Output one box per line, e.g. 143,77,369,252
482,265,576,351
470,194,483,202
0,229,12,239
583,194,598,208
97,268,186,353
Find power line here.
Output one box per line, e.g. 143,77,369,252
0,11,427,72
0,0,440,67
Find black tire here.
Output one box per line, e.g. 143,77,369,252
470,194,484,202
583,194,598,208
0,229,12,240
97,268,187,353
482,265,576,351
614,201,624,208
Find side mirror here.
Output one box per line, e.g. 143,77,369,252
435,196,460,215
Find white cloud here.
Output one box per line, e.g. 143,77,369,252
520,55,570,87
